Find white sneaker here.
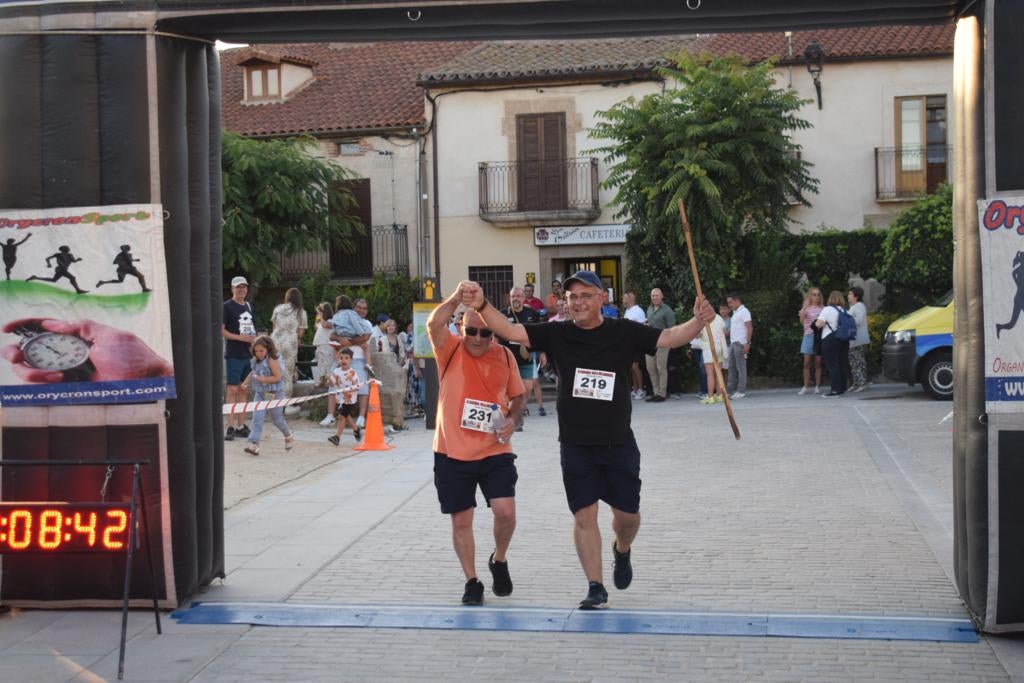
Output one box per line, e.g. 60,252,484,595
319,415,336,427
356,415,366,428
730,392,746,399
813,386,821,394
797,387,808,395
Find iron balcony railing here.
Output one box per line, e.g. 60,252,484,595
874,145,953,201
280,223,409,279
478,157,600,217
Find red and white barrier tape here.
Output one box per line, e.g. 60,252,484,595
222,380,378,415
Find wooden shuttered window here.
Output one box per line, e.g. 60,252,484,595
516,113,566,211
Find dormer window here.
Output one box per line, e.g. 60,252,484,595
247,64,280,101
235,48,317,105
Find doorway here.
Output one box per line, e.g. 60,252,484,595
564,257,621,306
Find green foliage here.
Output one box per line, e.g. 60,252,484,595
878,184,953,311
741,287,804,382
346,274,421,330
784,228,887,295
222,132,363,288
590,51,817,306
866,311,900,378
294,270,420,338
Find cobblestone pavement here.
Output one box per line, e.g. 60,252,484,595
2,384,1021,682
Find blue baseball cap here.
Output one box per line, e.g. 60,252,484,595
562,270,603,290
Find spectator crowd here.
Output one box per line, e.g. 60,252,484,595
220,274,874,454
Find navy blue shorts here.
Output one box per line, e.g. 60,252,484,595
225,357,251,386
434,452,517,514
560,439,642,514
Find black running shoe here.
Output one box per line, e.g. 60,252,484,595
462,578,484,606
612,541,633,590
578,581,608,610
236,424,251,438
488,552,513,597
354,427,362,441
224,426,235,441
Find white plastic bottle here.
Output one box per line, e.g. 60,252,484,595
490,404,509,444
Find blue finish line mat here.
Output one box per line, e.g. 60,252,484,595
172,602,977,643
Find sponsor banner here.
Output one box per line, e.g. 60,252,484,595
979,197,1024,412
534,224,631,246
0,204,175,406
412,303,439,359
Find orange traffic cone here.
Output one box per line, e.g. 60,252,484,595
355,381,394,451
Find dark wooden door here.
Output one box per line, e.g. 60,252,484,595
330,178,372,278
517,113,566,211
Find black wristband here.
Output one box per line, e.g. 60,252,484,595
476,298,489,313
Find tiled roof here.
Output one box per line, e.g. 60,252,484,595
420,25,954,84
220,41,476,137
699,24,954,63
221,25,954,137
417,36,702,84
232,47,318,67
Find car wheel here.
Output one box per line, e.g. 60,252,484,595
921,351,953,401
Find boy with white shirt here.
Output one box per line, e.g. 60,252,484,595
622,291,647,399
725,293,753,399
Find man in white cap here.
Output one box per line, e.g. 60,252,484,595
460,271,714,609
222,275,257,440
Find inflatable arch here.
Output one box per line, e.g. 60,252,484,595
0,0,1022,632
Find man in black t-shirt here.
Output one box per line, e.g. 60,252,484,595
222,275,257,440
462,271,714,609
502,287,546,419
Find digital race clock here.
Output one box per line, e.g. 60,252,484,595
0,503,130,552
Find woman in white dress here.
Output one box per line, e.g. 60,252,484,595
270,287,308,398
699,305,728,404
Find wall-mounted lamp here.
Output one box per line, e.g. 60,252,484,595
803,39,824,109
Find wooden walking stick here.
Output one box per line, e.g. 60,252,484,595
678,198,741,440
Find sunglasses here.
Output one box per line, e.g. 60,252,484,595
463,327,494,338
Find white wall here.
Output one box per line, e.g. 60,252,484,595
779,56,952,231
312,135,426,278
432,81,663,292
431,55,954,292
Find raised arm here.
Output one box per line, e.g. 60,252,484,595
460,281,530,345
427,284,463,343
656,297,715,348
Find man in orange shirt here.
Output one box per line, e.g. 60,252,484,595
428,284,526,606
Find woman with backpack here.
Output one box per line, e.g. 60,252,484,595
847,286,870,392
815,290,851,396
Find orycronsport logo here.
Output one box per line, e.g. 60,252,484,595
985,377,1024,402
0,210,152,231
0,378,175,406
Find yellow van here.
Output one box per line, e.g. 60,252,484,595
881,291,954,400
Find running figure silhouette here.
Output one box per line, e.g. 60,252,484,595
996,251,1024,339
27,245,88,294
96,244,150,292
2,233,31,280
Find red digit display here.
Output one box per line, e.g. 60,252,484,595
0,503,132,553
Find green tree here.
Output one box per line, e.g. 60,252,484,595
222,132,363,288
589,52,817,306
878,183,953,310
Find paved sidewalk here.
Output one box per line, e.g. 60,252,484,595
2,384,1023,681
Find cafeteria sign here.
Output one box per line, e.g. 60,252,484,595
534,224,631,246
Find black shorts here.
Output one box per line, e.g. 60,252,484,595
335,403,357,418
560,439,642,514
434,452,517,514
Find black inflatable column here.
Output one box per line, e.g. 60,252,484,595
0,32,224,605
156,35,227,603
953,0,1024,633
